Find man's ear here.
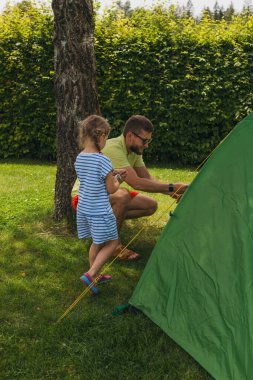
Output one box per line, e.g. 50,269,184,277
125,131,132,142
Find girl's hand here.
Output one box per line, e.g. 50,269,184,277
113,168,127,181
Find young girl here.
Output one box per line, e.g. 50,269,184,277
75,115,126,295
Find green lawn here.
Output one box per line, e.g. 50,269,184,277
0,160,212,380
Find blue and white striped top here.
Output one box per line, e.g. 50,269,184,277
74,152,113,216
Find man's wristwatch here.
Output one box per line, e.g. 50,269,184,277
168,183,174,193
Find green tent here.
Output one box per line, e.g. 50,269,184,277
129,113,253,380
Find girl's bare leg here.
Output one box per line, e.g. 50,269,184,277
89,243,102,267
88,239,118,279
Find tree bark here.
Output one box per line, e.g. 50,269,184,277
52,0,100,221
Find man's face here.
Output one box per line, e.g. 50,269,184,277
128,129,152,155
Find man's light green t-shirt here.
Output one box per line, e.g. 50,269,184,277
72,134,145,195
102,134,145,169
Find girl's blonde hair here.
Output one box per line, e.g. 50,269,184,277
78,115,111,151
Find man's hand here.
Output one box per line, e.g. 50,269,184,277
174,183,189,194
171,193,183,203
171,184,189,203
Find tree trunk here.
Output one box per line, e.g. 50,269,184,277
52,0,100,221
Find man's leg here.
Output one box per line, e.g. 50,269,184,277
109,188,140,260
125,194,157,219
109,188,131,232
109,190,157,260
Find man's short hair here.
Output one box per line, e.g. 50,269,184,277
123,115,154,136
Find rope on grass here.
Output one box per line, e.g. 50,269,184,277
56,227,146,323
56,142,222,323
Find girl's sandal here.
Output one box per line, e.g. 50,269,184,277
80,272,99,295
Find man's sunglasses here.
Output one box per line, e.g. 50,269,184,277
132,132,152,145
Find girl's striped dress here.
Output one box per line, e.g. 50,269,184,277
74,152,118,244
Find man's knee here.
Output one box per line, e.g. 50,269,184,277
133,195,158,216
146,199,158,216
110,188,131,207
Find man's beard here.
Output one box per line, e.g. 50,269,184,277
129,145,142,155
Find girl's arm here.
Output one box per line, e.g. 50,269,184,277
106,172,120,194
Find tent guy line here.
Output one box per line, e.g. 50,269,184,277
56,190,181,323
56,139,220,324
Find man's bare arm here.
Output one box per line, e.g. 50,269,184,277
123,166,188,195
134,166,152,179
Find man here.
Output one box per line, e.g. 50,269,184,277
102,115,188,260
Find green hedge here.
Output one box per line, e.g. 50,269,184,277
0,3,253,164
0,3,55,160
95,10,253,163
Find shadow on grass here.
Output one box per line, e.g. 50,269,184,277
0,214,212,380
1,214,165,319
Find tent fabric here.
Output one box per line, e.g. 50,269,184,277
129,113,253,380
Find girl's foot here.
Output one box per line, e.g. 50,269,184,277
80,272,99,295
97,274,112,284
